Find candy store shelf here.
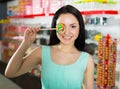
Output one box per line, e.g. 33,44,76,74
8,10,118,19
81,10,118,15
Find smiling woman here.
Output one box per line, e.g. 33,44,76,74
5,5,94,89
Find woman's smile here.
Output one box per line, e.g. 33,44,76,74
62,35,72,40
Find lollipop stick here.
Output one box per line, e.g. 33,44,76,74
39,27,56,30
37,23,65,34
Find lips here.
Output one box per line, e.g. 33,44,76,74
62,35,72,40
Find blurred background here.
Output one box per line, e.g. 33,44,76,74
0,0,120,89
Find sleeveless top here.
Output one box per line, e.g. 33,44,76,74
41,45,89,89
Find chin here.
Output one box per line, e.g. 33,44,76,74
61,40,74,45
58,36,75,45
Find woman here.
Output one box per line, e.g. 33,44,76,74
5,5,94,89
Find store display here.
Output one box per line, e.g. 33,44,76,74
18,0,32,15
116,64,120,89
73,0,117,3
2,0,120,83
0,41,2,60
96,34,117,89
2,24,21,62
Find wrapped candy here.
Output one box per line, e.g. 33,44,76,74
96,34,117,89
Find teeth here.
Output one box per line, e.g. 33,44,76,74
63,36,71,39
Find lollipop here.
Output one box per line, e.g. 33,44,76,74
32,23,65,34
56,23,65,34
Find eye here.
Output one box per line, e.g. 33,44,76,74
71,25,76,28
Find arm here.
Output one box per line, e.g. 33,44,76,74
83,55,94,89
5,27,41,78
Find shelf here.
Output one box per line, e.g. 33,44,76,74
85,39,98,45
81,10,118,15
8,10,118,19
8,13,46,18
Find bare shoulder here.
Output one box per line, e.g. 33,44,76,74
88,54,94,63
50,45,58,49
86,53,94,70
27,45,42,55
25,45,42,64
31,45,42,58
83,53,94,89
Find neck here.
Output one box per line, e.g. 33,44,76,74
58,43,76,53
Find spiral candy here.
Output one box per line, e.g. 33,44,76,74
56,23,65,34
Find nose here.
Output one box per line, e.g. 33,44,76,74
64,27,69,35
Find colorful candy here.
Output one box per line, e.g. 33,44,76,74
96,34,117,89
56,23,65,34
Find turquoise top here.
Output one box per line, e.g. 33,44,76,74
41,46,89,89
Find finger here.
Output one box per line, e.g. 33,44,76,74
24,27,30,35
31,27,40,33
36,27,40,32
27,27,35,33
31,27,37,33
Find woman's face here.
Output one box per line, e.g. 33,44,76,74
56,13,80,45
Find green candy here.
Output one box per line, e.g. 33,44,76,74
56,23,65,34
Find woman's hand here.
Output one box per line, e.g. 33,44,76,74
23,27,40,45
4,27,41,78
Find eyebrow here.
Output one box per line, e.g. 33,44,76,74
70,23,77,25
57,23,78,25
